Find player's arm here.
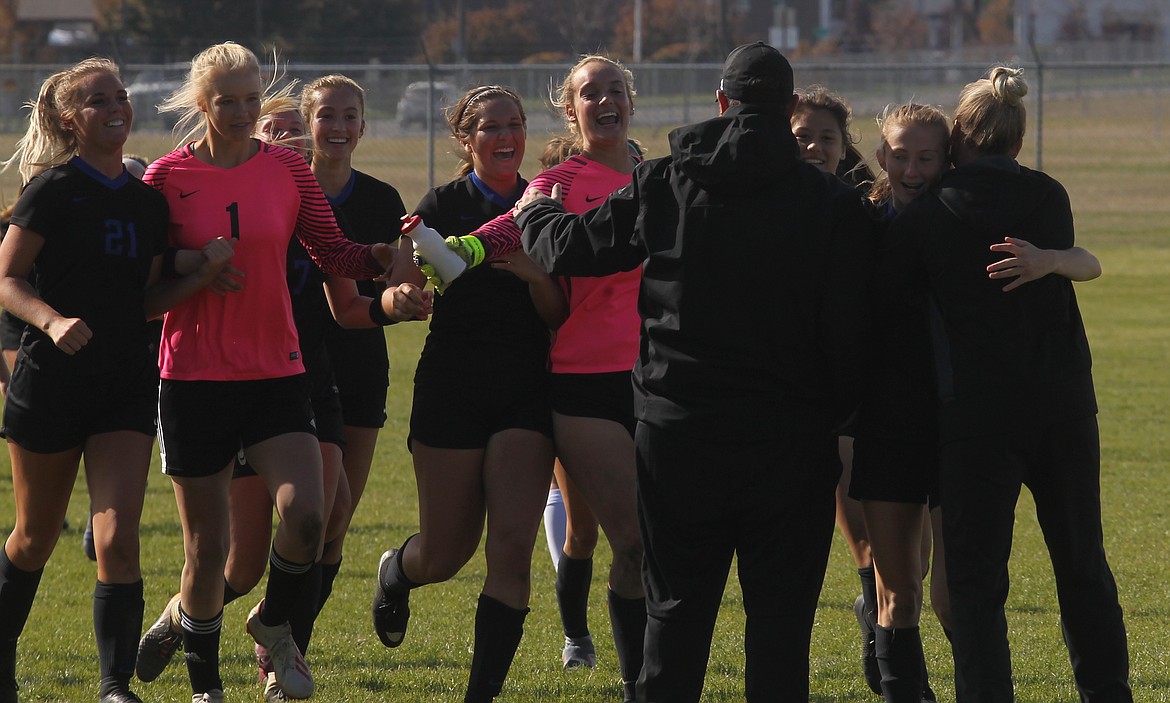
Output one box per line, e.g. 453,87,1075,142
144,237,239,319
0,224,92,354
515,180,645,277
987,237,1101,292
489,250,568,330
322,275,432,328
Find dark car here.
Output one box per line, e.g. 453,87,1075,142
396,81,457,129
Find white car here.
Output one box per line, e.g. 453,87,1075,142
396,81,457,129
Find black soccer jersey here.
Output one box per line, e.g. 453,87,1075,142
8,157,168,376
324,170,406,393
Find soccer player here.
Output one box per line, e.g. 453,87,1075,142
133,42,393,703
0,57,230,703
370,84,564,703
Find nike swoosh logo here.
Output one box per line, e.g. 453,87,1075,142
179,190,200,199
585,194,604,203
71,196,87,203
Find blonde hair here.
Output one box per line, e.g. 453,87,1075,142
868,102,951,207
953,65,1027,157
3,57,121,182
445,85,527,178
300,74,366,128
160,42,297,147
551,55,637,156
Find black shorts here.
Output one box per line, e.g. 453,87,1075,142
232,376,344,479
549,371,636,438
159,375,316,478
1,357,157,453
849,435,940,508
337,384,389,429
410,374,551,450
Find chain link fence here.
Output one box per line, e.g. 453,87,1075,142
2,59,1167,208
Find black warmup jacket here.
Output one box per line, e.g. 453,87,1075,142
515,104,873,440
886,156,1096,443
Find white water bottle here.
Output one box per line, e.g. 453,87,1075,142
401,215,467,287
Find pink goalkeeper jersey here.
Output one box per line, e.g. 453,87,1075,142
475,155,640,374
145,142,383,381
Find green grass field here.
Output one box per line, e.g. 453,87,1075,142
1,91,1169,701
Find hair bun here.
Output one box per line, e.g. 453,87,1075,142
989,66,1028,106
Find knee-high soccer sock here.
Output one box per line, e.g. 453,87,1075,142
179,606,223,695
607,589,646,702
317,558,341,616
858,565,877,628
94,580,144,697
875,625,925,703
543,488,566,569
259,548,314,628
287,561,323,655
556,551,592,639
464,594,527,703
0,548,43,689
381,536,423,596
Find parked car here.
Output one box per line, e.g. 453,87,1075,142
126,70,183,129
396,81,457,129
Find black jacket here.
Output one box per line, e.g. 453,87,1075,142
887,156,1096,442
516,104,873,439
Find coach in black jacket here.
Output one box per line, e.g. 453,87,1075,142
515,43,873,702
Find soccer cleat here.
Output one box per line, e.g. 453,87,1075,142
135,592,182,682
254,641,272,681
191,690,224,703
854,594,881,695
100,690,145,703
263,672,289,702
246,601,314,699
372,549,411,648
561,635,596,670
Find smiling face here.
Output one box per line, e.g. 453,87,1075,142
68,70,133,155
461,95,526,192
791,107,845,174
878,122,948,210
201,67,262,145
257,109,308,159
566,60,633,153
309,85,364,162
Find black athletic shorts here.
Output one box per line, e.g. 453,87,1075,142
338,384,389,429
549,371,636,438
232,375,344,479
409,374,551,451
159,375,316,477
849,435,940,508
1,356,157,453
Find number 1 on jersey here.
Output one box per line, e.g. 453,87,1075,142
226,202,240,240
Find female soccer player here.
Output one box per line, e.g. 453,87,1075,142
848,102,954,703
301,74,420,607
0,57,230,703
371,84,564,703
134,42,393,703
